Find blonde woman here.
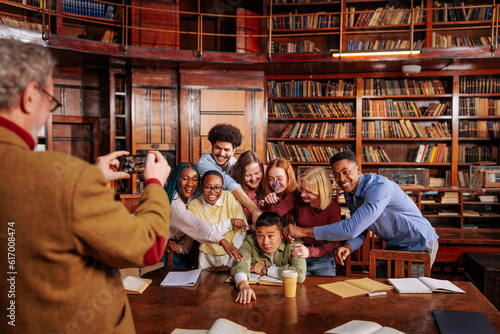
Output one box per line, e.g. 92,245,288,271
270,166,341,276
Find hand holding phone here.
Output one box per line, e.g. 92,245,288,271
95,151,131,182
119,155,147,174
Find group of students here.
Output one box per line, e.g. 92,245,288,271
164,124,347,304
0,37,440,332
163,123,440,305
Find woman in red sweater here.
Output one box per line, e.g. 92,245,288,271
258,158,297,227
271,166,341,276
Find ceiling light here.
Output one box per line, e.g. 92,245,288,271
402,64,422,75
332,50,421,58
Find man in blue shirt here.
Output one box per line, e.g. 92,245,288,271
197,123,261,223
286,150,439,277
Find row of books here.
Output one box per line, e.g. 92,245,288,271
459,98,500,116
346,39,425,51
431,33,492,48
62,0,118,20
361,146,391,163
458,145,498,163
458,120,499,138
267,142,349,163
1,16,46,32
269,40,317,54
363,79,446,96
346,4,425,28
268,79,355,98
460,77,500,94
278,122,354,139
100,30,117,43
433,1,492,22
412,143,450,163
457,170,470,187
115,97,125,115
268,101,355,118
436,191,460,203
271,12,340,30
363,99,421,117
362,100,449,117
361,120,451,139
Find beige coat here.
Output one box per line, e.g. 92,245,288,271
0,125,170,333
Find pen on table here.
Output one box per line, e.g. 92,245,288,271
274,179,278,205
367,291,387,297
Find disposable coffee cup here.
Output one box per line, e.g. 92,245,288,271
281,270,298,298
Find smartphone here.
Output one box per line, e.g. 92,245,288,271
119,155,147,173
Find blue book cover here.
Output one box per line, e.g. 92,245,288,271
433,309,497,334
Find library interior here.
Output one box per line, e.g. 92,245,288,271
1,0,500,333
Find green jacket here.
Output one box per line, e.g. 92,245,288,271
231,234,306,283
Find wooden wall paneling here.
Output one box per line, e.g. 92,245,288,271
199,89,247,156
179,68,265,164
51,115,100,163
236,8,263,53
51,68,106,161
131,67,179,152
131,0,180,50
179,88,201,163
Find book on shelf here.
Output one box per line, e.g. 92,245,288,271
225,273,282,286
100,30,118,43
435,209,460,216
429,177,445,187
172,318,266,334
318,278,393,298
478,195,498,203
433,309,498,334
122,276,152,295
480,212,498,217
324,320,404,334
388,277,465,294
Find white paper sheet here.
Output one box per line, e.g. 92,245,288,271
160,269,202,286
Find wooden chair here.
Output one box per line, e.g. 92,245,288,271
342,231,384,276
369,249,431,278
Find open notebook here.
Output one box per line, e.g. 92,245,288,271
388,277,465,294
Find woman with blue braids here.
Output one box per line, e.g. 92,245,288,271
164,162,244,269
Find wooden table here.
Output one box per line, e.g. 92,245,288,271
128,269,500,334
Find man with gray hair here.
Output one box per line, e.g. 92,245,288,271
0,38,171,333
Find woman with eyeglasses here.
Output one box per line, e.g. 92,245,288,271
258,158,297,227
269,166,341,276
164,163,244,269
188,170,248,272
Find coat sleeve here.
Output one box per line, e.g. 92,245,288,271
72,165,171,268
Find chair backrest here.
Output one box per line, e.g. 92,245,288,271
369,249,431,278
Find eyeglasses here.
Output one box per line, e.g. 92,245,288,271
203,185,223,193
40,89,62,112
297,185,317,195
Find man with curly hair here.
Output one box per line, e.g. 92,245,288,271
197,123,262,223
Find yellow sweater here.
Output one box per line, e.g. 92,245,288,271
188,190,247,255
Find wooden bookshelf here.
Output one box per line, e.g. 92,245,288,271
265,71,500,192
